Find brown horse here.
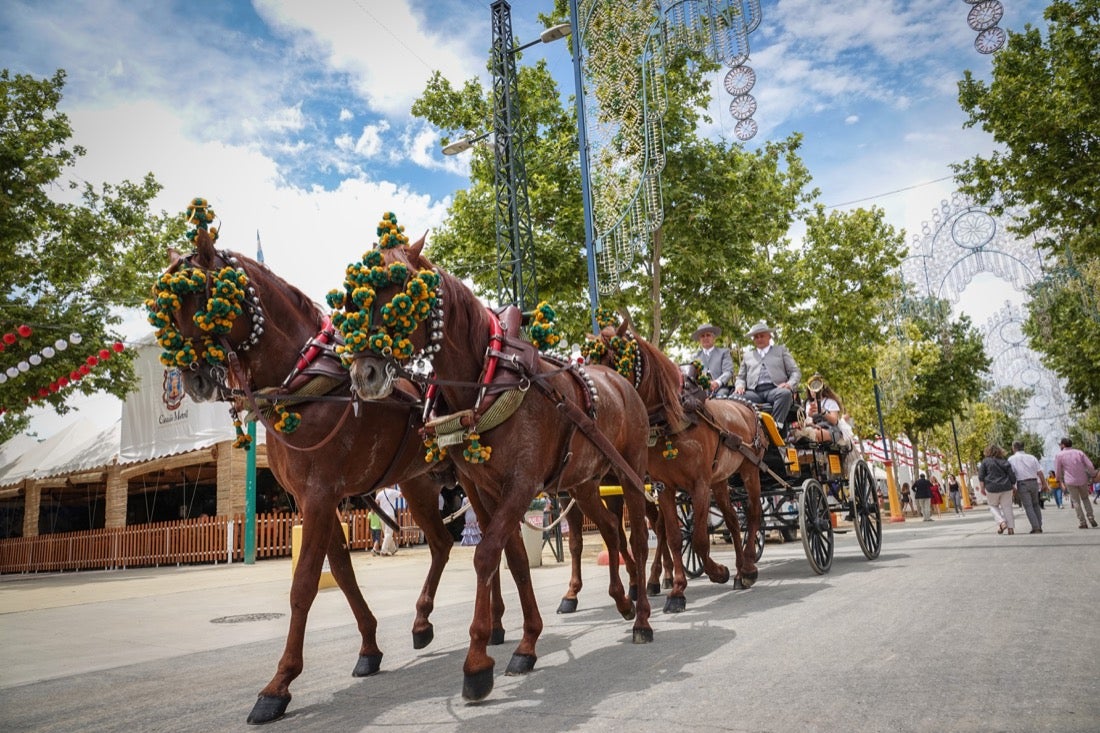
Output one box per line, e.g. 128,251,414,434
151,223,504,724
342,237,654,702
587,322,766,610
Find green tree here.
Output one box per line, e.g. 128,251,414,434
783,205,906,422
875,302,991,463
955,0,1100,412
0,69,180,441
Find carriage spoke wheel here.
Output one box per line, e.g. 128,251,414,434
798,479,834,574
850,459,882,559
676,491,704,579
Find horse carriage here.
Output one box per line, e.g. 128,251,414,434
676,392,883,576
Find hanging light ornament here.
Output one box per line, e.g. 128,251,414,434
963,0,1006,54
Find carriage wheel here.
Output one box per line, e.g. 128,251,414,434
850,459,882,559
676,491,704,579
798,479,834,574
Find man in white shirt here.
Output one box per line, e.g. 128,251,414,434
1008,440,1045,533
377,485,403,555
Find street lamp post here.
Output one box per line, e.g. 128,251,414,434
567,0,600,335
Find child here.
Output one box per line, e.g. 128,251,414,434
369,509,383,555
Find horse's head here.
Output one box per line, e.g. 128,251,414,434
329,216,436,401
146,202,265,403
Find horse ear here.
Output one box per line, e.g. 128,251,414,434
617,307,635,336
167,247,183,268
408,230,428,262
192,228,217,267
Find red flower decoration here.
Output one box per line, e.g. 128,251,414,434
112,342,124,352
2,333,15,345
86,356,98,366
99,348,111,360
17,325,32,338
78,364,90,375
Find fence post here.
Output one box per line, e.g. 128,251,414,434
226,517,235,564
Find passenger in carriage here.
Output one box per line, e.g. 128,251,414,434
733,320,801,432
690,323,734,398
790,374,844,445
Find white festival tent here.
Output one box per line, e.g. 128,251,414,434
0,337,265,490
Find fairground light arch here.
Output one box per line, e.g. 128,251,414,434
897,191,1070,461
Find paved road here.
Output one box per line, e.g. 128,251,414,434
2,506,1099,732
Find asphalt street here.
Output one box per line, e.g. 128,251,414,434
2,505,1098,733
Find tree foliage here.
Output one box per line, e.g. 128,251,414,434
955,0,1100,414
0,70,180,441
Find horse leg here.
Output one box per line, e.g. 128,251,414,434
463,488,506,644
557,500,587,613
656,489,689,613
500,524,542,676
735,468,762,588
571,485,634,620
322,511,383,676
399,473,454,649
248,499,336,724
693,483,731,585
644,499,664,596
619,478,654,643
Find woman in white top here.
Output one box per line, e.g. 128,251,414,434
792,373,844,444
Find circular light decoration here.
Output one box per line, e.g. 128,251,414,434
967,0,1003,32
735,118,759,141
729,93,758,120
951,210,997,249
723,65,756,96
975,26,1006,54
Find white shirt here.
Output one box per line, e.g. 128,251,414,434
1008,451,1043,483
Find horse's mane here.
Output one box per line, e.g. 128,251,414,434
633,332,685,429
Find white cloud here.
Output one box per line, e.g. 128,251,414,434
844,114,859,125
339,108,353,122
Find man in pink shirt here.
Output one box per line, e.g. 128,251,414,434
1054,437,1097,529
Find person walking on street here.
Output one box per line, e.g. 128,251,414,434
900,482,914,517
1047,471,1062,509
930,477,943,516
1008,440,1045,534
377,485,403,554
1054,437,1097,529
912,473,934,522
947,474,963,514
979,443,1017,535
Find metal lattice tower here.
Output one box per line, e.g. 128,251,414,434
491,0,538,312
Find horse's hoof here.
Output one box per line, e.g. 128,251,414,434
557,597,579,614
632,627,654,644
489,627,505,645
714,566,731,584
620,604,636,621
412,625,434,650
462,667,495,701
247,694,290,724
352,653,383,677
629,584,638,601
662,578,672,590
663,595,687,614
733,576,745,590
646,582,662,597
504,653,537,676
741,570,758,588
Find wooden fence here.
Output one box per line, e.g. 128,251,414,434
0,507,424,574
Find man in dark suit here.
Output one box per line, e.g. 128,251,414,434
734,320,801,431
691,323,734,398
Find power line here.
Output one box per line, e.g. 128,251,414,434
348,0,437,73
825,175,955,209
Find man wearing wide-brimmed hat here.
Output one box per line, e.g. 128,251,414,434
734,320,801,431
691,323,733,398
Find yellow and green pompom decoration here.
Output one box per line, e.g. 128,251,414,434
463,432,491,464
595,307,618,329
424,436,447,463
233,419,253,450
528,301,561,351
662,438,679,460
580,338,607,364
272,404,301,434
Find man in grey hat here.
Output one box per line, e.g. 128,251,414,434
691,324,733,398
734,320,801,431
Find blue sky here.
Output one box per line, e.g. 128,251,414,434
2,0,1050,436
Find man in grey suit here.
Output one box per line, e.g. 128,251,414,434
691,324,733,398
734,320,801,431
